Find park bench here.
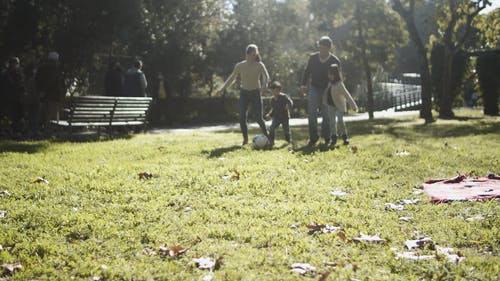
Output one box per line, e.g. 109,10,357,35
51,95,153,138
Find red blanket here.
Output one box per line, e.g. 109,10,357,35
423,174,500,203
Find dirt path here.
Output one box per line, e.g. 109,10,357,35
148,109,420,134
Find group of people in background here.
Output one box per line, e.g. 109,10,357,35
0,52,62,138
105,59,148,97
218,36,358,149
1,36,357,145
0,53,148,139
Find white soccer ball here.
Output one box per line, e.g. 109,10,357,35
252,134,269,149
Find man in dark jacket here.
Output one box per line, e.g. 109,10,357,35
123,60,147,97
0,56,25,135
301,36,340,146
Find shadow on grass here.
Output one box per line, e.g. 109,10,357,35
203,145,242,158
0,141,49,153
347,117,500,139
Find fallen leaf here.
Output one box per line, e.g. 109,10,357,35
436,245,465,263
1,263,22,274
93,277,101,281
352,233,385,243
168,245,188,257
33,177,49,184
385,203,404,211
465,215,485,222
350,146,358,153
0,190,10,196
193,257,215,270
318,271,330,281
138,172,153,180
400,199,420,205
324,261,336,267
399,217,412,222
395,252,435,261
337,231,347,241
405,237,433,249
396,150,410,156
142,247,157,256
0,210,6,219
291,263,316,275
330,190,347,197
307,222,341,234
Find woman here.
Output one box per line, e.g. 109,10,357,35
323,64,358,148
217,44,269,145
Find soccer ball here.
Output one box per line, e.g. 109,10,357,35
252,134,269,149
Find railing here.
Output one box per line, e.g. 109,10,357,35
372,86,422,112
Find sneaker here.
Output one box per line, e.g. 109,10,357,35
324,138,330,146
342,135,349,145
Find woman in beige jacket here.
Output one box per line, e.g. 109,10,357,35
323,64,358,147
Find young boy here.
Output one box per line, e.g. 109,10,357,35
264,81,293,146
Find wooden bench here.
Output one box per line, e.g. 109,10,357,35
51,95,153,138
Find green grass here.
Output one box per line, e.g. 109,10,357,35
0,109,499,280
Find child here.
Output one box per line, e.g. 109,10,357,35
264,81,293,146
323,64,358,147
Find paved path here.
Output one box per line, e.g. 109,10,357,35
148,109,420,134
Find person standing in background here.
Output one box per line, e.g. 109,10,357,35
300,36,340,146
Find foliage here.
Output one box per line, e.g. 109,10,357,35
430,44,469,109
0,110,499,280
476,52,500,115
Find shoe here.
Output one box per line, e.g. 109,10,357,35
328,142,337,150
307,139,317,146
342,135,349,145
324,138,330,146
331,136,337,146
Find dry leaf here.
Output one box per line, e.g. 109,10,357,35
405,237,433,250
352,233,385,243
1,263,22,274
396,150,410,156
138,172,153,180
395,252,435,261
291,263,316,275
318,271,330,281
350,146,358,153
399,217,412,222
0,211,6,219
33,177,49,184
324,261,336,267
0,190,10,197
168,245,188,257
337,231,347,241
193,257,215,270
142,247,157,256
385,203,404,211
400,199,420,205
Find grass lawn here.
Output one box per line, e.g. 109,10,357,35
0,109,499,280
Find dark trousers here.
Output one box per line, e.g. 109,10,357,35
239,89,267,140
269,118,290,143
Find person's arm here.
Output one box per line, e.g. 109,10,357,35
217,63,239,93
286,94,293,110
300,55,312,93
140,72,147,91
259,62,269,95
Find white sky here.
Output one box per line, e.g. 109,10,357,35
481,0,500,14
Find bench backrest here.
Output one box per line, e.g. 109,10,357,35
66,95,153,125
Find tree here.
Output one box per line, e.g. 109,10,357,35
432,0,490,118
391,0,434,123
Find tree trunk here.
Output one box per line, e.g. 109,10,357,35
356,4,374,120
439,46,456,119
391,0,433,123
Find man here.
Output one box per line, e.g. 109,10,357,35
1,56,25,136
123,59,147,97
36,51,63,130
301,36,340,146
